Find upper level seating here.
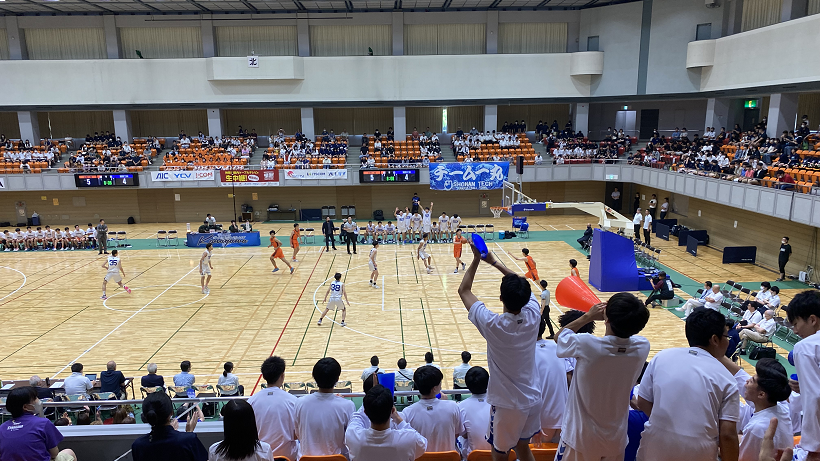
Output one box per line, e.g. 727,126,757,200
1,140,66,174
264,136,348,170
360,135,437,168
455,133,536,164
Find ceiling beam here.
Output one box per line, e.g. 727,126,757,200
76,0,117,14
239,0,260,12
394,0,402,8
187,0,213,12
132,0,163,13
19,0,65,14
534,0,551,8
582,0,601,7
488,0,502,7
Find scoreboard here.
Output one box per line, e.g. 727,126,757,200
75,173,140,187
359,169,420,183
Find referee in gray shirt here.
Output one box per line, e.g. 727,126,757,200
343,216,357,254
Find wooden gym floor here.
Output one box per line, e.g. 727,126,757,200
0,216,802,392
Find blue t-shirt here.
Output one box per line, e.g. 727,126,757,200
131,426,208,461
412,196,420,204
0,413,64,461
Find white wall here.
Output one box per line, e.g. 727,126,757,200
588,99,709,138
579,1,643,97
645,0,724,94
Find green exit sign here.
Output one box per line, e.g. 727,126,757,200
744,99,758,109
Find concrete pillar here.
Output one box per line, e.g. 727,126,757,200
723,0,744,36
201,20,217,58
392,12,404,56
484,105,498,133
18,112,40,143
393,107,407,140
103,15,120,59
781,0,808,21
486,11,498,54
766,93,799,138
566,18,580,52
704,98,730,133
572,103,589,136
297,17,310,57
5,17,28,60
207,109,223,138
113,110,133,143
300,107,315,140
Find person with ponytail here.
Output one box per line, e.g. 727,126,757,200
131,392,208,461
218,362,243,396
209,400,272,461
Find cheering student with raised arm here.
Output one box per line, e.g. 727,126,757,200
458,241,540,461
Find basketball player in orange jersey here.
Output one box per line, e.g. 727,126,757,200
290,223,301,262
268,230,294,274
452,228,468,273
513,248,539,282
569,258,580,277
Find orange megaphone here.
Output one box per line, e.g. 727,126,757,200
555,276,602,312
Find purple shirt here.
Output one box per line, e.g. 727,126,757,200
0,413,64,461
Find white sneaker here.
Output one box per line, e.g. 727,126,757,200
427,268,432,274
3,248,9,252
675,307,685,311
205,287,210,294
373,284,379,288
101,295,107,300
340,321,346,327
454,270,459,273
317,319,323,325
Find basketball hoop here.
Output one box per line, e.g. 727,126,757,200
490,207,508,219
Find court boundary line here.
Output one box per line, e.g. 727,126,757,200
0,258,99,308
51,265,201,379
0,267,27,303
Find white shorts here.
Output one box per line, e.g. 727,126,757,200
326,300,345,311
487,404,541,453
423,223,431,233
397,225,406,232
104,272,122,283
368,261,376,271
451,225,460,232
200,265,211,275
419,251,430,260
555,439,624,461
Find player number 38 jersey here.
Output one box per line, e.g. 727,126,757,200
330,280,343,300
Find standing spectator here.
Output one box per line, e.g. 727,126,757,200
458,242,541,461
217,362,243,396
457,367,492,459
247,356,298,461
633,192,640,215
322,216,337,251
452,351,472,400
411,193,421,214
642,209,652,245
131,392,207,461
173,361,195,397
786,290,820,461
648,194,657,219
659,197,670,219
0,387,77,461
295,357,355,458
345,385,427,461
555,293,650,460
636,308,740,461
777,236,791,281
209,400,272,461
100,361,127,399
343,216,357,255
64,363,98,397
141,363,165,389
400,366,464,453
611,187,622,211
96,219,108,255
633,209,643,242
539,280,555,339
534,317,568,444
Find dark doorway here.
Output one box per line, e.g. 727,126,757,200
639,109,659,139
604,182,625,212
743,108,761,131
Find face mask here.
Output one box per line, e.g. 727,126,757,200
760,286,766,291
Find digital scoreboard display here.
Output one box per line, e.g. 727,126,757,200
359,169,420,183
75,173,140,187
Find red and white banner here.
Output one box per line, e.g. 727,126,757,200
220,169,279,186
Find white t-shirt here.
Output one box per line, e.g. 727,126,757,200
733,369,793,461
649,198,657,209
756,318,777,337
246,386,298,461
457,394,492,457
450,217,461,231
637,347,740,461
452,363,471,383
400,398,464,453
295,392,355,458
556,329,650,458
643,214,652,230
361,365,379,381
661,202,669,212
534,339,568,430
468,295,541,410
793,330,820,452
704,290,724,311
633,213,642,225
422,211,432,225
345,417,427,461
208,441,273,461
742,310,763,325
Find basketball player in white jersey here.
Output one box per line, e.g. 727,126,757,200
385,221,396,243
403,210,413,243
450,214,462,236
439,212,451,243
422,202,434,238
200,243,213,294
34,227,45,250
318,272,350,327
412,211,423,242
375,221,385,241
417,233,433,274
394,208,407,244
86,223,96,250
369,240,379,288
43,225,55,250
101,249,131,300
431,221,440,243
23,226,35,251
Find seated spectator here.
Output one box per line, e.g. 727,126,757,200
173,360,195,397
534,317,568,444
131,392,206,461
112,406,137,424
422,351,440,369
457,366,491,458
677,281,712,315
683,283,723,319
737,303,763,332
64,362,98,396
739,310,777,353
247,356,298,461
775,170,795,190
400,366,464,452
362,356,380,382
29,375,55,402
0,387,77,461
576,223,593,250
396,358,413,382
100,361,127,399
345,385,427,461
636,308,740,461
209,400,272,461
217,362,243,396
296,357,355,458
452,351,471,398
141,363,165,389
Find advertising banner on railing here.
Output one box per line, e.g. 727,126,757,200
186,232,261,247
219,169,279,186
429,162,509,191
283,169,348,180
151,170,215,182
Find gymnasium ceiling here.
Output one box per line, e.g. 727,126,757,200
0,0,639,15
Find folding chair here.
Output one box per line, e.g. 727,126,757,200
395,379,415,405
167,230,179,247
304,228,315,244
484,224,495,240
61,394,89,418
116,231,128,247
474,224,485,237
722,280,736,299
284,382,307,395
156,230,167,247
92,392,119,412
140,386,164,398
416,451,461,461
107,231,118,248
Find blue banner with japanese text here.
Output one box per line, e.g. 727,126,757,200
429,162,509,191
